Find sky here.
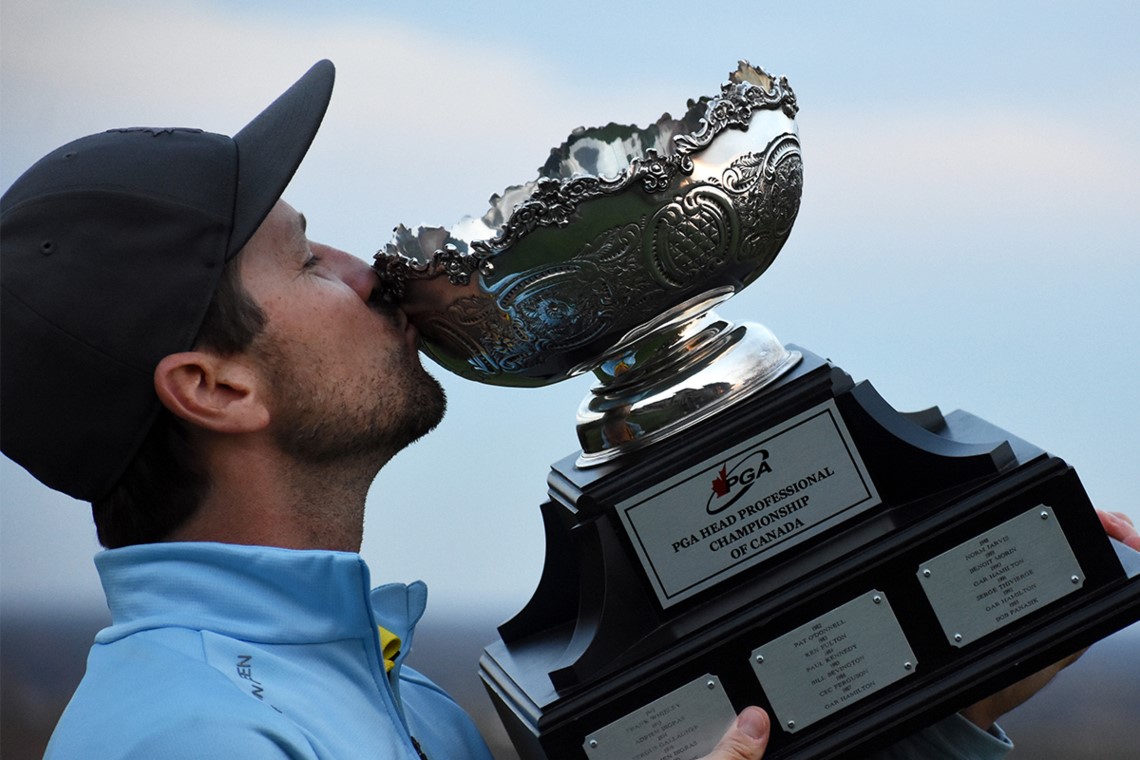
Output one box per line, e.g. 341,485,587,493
1,0,1138,626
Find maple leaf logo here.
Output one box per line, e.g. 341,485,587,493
711,466,730,497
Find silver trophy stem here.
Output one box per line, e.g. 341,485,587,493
575,289,801,465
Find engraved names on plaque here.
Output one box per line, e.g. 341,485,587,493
917,505,1085,647
582,675,737,760
749,591,917,733
615,400,880,607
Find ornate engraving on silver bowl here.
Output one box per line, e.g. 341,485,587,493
409,136,800,384
374,62,806,461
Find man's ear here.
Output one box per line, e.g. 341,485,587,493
153,351,270,433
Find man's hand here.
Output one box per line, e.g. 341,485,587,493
700,707,770,760
960,507,1138,729
1098,509,1140,550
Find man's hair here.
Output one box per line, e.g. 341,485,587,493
91,256,266,548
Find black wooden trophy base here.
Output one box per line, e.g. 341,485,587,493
479,348,1140,760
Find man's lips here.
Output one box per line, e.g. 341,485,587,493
367,282,428,353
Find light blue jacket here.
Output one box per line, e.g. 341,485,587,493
45,542,493,759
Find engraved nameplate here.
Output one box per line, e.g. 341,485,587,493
750,591,917,733
615,400,880,607
583,675,736,760
918,505,1085,647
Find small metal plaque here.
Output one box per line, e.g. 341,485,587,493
750,591,917,733
583,675,736,760
615,400,880,607
918,505,1085,647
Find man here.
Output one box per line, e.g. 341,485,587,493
2,60,1134,760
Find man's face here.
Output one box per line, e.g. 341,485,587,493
237,200,445,465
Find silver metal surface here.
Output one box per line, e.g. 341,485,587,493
374,62,803,463
582,674,736,760
917,505,1085,647
575,294,802,465
749,591,917,734
614,400,880,607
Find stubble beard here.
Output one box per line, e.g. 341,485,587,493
257,334,447,468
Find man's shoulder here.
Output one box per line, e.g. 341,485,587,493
46,633,312,759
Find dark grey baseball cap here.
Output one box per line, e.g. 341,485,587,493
1,60,335,502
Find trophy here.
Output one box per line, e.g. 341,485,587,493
374,62,1140,759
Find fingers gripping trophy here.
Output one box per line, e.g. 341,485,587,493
373,62,1140,760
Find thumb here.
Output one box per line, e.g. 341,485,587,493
701,707,770,760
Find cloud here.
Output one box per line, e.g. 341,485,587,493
804,106,1139,230
1,0,632,245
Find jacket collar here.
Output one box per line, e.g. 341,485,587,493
94,542,427,647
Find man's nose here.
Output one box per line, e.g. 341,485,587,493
314,243,380,302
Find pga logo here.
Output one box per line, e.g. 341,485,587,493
707,449,772,514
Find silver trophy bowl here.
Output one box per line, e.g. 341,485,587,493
374,62,804,464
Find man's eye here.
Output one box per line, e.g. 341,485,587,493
303,254,322,269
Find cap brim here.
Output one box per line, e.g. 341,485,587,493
229,59,335,258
